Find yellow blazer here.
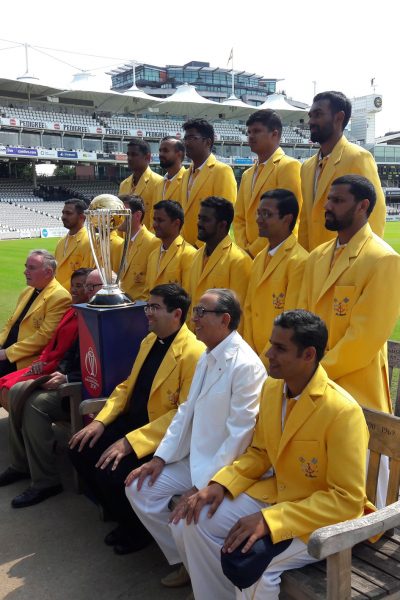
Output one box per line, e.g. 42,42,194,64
234,148,303,258
119,226,160,301
298,223,400,413
154,167,187,203
179,155,237,246
109,230,124,274
119,166,163,230
244,234,308,366
298,136,386,251
0,278,71,368
189,235,252,332
95,324,205,458
144,235,196,296
213,365,373,544
54,227,93,291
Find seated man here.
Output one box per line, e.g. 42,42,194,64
125,288,267,586
69,284,205,554
0,250,71,377
174,310,373,600
0,269,99,508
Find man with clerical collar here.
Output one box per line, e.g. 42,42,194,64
244,189,308,367
298,91,386,251
172,310,373,600
118,195,159,300
180,118,237,247
119,139,163,230
69,283,205,555
234,109,302,258
55,199,92,291
0,250,71,378
189,196,252,329
155,136,186,203
144,200,196,296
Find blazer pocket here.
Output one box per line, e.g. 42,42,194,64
164,268,180,284
291,441,321,480
269,278,288,312
330,285,356,345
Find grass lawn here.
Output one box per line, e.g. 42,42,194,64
1,224,400,340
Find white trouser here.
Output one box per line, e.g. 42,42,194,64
371,452,389,509
172,493,318,600
125,457,192,564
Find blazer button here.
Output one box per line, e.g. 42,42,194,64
278,483,286,491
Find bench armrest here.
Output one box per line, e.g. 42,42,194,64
79,398,107,415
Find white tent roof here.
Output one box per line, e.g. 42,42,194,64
157,83,222,118
220,94,255,119
257,93,308,125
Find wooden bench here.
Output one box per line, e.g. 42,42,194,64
388,340,400,416
280,407,400,600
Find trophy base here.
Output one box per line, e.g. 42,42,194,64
87,287,134,308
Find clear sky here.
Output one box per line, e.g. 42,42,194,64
0,0,398,136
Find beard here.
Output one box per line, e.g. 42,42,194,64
310,123,335,144
325,206,356,231
159,158,175,169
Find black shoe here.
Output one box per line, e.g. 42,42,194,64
104,526,124,546
0,467,30,487
11,484,63,508
113,536,152,555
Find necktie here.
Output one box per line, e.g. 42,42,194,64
264,253,272,270
330,245,346,271
163,179,171,199
284,397,296,427
317,155,329,184
158,247,167,272
252,163,265,192
187,168,199,199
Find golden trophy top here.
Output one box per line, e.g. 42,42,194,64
87,194,128,230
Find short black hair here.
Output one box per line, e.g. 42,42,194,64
200,196,234,230
149,283,191,324
332,174,376,217
127,138,151,156
153,200,184,228
313,91,352,129
274,310,328,363
260,189,299,232
208,288,242,331
71,268,93,281
122,195,146,222
161,136,185,158
183,118,215,146
246,109,282,136
64,198,88,214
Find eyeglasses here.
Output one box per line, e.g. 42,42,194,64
183,135,206,141
192,306,226,318
85,283,103,291
256,209,280,219
143,303,163,314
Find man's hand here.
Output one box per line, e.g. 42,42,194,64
69,420,105,452
29,361,46,375
169,487,198,524
95,437,132,471
184,482,226,525
124,456,165,490
0,349,7,361
223,512,269,554
41,371,67,389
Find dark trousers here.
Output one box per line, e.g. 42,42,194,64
0,359,16,378
69,415,151,541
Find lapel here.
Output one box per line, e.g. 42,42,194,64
197,235,231,284
158,236,182,277
197,332,239,400
258,234,296,287
167,166,186,200
314,136,348,206
185,154,216,211
126,226,146,265
250,148,284,209
58,228,86,266
135,166,151,196
149,324,188,395
277,365,327,460
316,223,371,303
24,278,58,320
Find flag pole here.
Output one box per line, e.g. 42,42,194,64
231,48,234,96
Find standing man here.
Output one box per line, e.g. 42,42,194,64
234,110,302,258
180,118,237,246
69,284,204,555
175,311,373,600
156,136,186,202
0,250,71,377
125,289,266,586
55,199,92,291
189,197,252,322
298,91,386,251
244,189,308,367
118,195,159,300
145,200,196,295
299,174,400,414
119,139,163,230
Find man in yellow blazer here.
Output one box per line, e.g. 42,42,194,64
298,174,400,414
189,197,252,330
298,91,386,252
180,118,237,246
175,311,372,600
55,199,93,291
69,283,204,554
117,195,159,300
244,189,308,367
0,250,71,375
234,109,302,257
155,137,186,203
119,139,163,230
145,200,196,296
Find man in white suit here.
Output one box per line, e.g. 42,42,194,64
125,288,266,587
